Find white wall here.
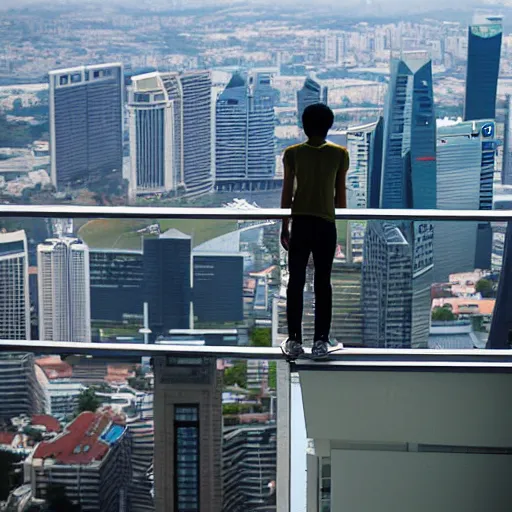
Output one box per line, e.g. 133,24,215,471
299,370,512,447
331,450,512,512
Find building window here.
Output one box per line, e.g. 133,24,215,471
320,456,331,512
174,405,199,512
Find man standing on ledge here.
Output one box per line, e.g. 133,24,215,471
280,103,349,359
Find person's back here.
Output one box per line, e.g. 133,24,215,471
280,103,349,359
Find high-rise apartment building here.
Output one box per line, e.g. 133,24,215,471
297,76,328,128
362,222,414,348
363,51,435,348
49,63,123,188
0,352,47,420
153,355,222,512
215,72,276,189
89,249,143,323
128,71,212,197
435,120,497,280
128,73,182,194
463,14,503,122
0,231,30,340
37,237,91,342
143,229,192,338
28,410,132,512
223,424,277,512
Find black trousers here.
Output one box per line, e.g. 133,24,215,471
286,215,337,342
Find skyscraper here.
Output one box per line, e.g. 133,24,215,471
49,63,123,188
153,355,223,512
463,14,503,122
488,222,512,348
129,71,212,197
0,352,47,420
128,72,182,194
435,119,497,280
363,222,413,348
247,71,277,181
380,51,436,209
143,229,192,338
0,231,30,340
297,76,328,128
345,121,382,209
367,117,384,209
215,72,277,189
502,95,512,185
192,253,244,325
181,71,213,196
363,51,435,348
89,249,144,324
37,237,91,342
223,424,277,512
215,73,249,184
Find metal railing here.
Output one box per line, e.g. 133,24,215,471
0,204,509,369
0,204,512,221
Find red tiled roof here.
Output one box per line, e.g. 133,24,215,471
33,412,114,465
32,415,61,433
36,356,72,379
0,432,15,445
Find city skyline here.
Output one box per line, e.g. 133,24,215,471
0,3,511,511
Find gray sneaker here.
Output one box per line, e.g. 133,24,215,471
311,339,330,359
281,338,304,359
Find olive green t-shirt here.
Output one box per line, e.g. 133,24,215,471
283,141,349,223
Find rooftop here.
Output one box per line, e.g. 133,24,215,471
32,415,61,433
36,356,73,380
33,411,125,465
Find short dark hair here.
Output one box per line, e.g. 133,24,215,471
302,103,334,138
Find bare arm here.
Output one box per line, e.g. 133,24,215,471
335,148,349,209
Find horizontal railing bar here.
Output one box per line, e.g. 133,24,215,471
1,340,512,366
0,205,510,221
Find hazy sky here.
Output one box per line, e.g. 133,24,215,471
0,0,500,15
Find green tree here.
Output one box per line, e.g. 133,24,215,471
268,362,277,390
250,327,271,347
224,360,247,388
76,388,101,414
128,376,152,391
476,278,494,298
431,306,456,322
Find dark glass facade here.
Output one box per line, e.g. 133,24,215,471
49,64,123,187
192,254,244,324
381,55,436,209
174,405,200,512
135,108,166,188
89,249,144,323
488,223,512,348
367,116,384,208
502,95,512,185
463,21,502,122
363,52,436,349
181,71,213,196
143,230,192,338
